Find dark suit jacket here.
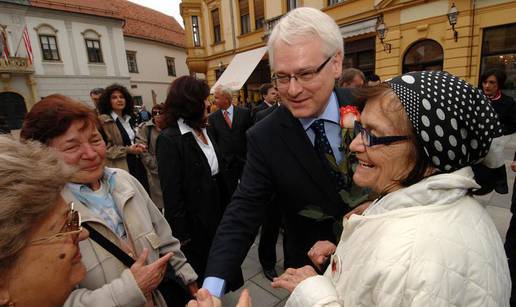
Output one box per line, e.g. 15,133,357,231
208,106,252,198
205,88,358,290
251,101,268,121
156,122,226,277
254,103,278,123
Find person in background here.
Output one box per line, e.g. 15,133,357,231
139,105,152,123
367,73,381,87
20,94,199,307
252,83,279,121
273,71,510,306
208,85,252,201
339,68,365,88
97,84,150,192
0,136,89,307
157,76,226,281
136,103,166,211
89,87,104,110
483,68,516,305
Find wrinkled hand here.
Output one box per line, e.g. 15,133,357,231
188,288,253,307
130,248,172,297
511,161,516,172
188,281,199,297
271,266,318,292
344,201,372,219
308,240,336,271
128,144,146,154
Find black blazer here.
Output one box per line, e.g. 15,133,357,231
208,106,252,168
251,101,268,121
254,103,278,123
205,88,359,290
156,122,225,244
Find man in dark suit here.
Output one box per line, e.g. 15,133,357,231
208,85,253,199
251,83,279,121
202,7,358,299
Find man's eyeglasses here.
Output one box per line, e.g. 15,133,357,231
31,202,82,245
354,121,409,147
272,55,333,89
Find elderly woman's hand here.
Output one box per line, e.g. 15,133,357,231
271,266,318,292
307,240,336,271
130,248,172,297
187,288,252,307
128,144,146,154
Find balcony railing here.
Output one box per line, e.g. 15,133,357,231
0,57,34,74
263,14,285,41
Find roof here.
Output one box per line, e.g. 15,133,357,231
29,0,185,47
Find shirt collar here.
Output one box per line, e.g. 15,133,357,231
223,104,234,115
299,91,339,131
110,111,130,122
67,167,117,194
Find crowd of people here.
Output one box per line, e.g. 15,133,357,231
1,6,516,307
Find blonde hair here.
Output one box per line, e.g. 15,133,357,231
0,136,72,273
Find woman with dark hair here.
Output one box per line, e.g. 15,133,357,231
97,83,149,191
273,72,510,306
157,76,226,281
21,94,199,307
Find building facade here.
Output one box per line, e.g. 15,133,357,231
180,0,516,100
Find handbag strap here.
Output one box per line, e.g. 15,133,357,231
83,223,135,267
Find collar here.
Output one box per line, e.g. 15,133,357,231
299,91,339,130
110,111,130,123
222,104,234,115
67,168,117,194
177,118,200,135
264,100,274,107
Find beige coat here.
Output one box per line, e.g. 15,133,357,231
63,168,197,307
99,114,130,171
136,122,163,209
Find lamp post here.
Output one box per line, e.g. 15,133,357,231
447,3,459,42
376,15,391,53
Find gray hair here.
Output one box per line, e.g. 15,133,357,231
267,7,343,68
214,85,233,101
0,136,72,274
339,68,366,86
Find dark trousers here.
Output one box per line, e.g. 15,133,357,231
505,177,516,306
258,198,283,270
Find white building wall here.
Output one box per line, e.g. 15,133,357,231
124,36,188,109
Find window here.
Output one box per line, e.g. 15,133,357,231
39,35,60,61
480,23,516,98
328,0,344,5
192,16,201,47
133,96,143,106
402,40,443,74
85,39,103,63
239,0,251,34
166,57,176,76
286,0,299,11
343,37,375,78
254,0,264,30
211,9,222,44
126,51,138,73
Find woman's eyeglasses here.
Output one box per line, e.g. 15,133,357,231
354,121,409,147
30,202,82,245
152,111,162,116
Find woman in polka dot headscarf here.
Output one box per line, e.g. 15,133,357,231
278,71,510,307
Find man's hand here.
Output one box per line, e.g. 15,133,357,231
130,248,172,297
344,201,371,219
307,240,336,271
271,266,318,292
187,288,252,307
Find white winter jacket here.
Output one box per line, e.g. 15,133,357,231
287,167,511,307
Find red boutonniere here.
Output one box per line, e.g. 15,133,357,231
339,105,360,129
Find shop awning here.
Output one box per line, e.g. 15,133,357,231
210,46,268,93
339,18,378,39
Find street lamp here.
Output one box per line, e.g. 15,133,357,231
447,3,459,42
376,15,391,53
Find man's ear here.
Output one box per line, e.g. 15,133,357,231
332,50,343,79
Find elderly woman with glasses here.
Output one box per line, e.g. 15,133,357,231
20,95,198,307
272,71,511,306
0,136,89,307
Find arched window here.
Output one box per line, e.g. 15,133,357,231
35,23,60,61
402,39,443,73
81,29,103,63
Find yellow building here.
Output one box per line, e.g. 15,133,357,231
180,0,516,99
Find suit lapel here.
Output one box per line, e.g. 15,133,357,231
277,106,341,207
231,106,239,129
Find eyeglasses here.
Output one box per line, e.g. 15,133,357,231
272,56,333,89
152,111,162,116
30,202,82,245
354,121,409,147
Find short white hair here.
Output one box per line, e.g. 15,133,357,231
267,7,343,68
214,85,233,101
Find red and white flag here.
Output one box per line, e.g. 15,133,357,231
0,28,9,61
22,26,33,64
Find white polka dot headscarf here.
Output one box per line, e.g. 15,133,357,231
386,71,503,172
